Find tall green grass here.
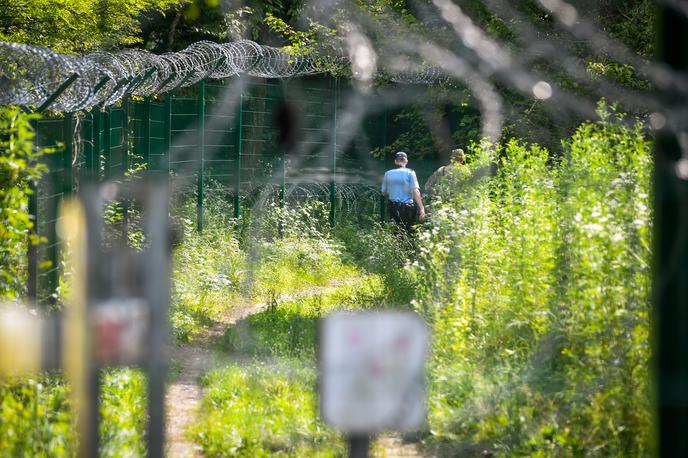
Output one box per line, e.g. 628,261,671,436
189,216,390,456
191,278,388,457
0,369,147,457
412,110,652,456
170,197,360,342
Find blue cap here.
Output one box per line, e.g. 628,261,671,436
394,151,408,160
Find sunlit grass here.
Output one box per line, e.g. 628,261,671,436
192,363,344,458
192,251,387,456
0,369,147,457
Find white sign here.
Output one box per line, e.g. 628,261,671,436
319,311,428,434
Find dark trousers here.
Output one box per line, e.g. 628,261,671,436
389,201,418,233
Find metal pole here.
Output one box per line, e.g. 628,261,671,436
330,78,338,227
92,107,102,180
81,186,104,458
122,98,130,229
281,151,286,207
380,108,388,223
234,83,243,220
197,80,206,231
92,76,110,97
83,110,94,183
347,435,370,458
145,181,170,458
36,73,79,112
125,68,156,97
278,149,286,238
142,96,151,172
655,6,688,457
27,119,38,303
103,106,111,180
85,371,102,458
163,92,172,177
63,113,74,194
122,98,130,174
45,113,74,305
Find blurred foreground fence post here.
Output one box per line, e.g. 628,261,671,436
72,181,171,458
655,5,688,457
348,435,370,458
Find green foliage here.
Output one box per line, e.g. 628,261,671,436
0,369,147,457
188,196,389,456
587,61,652,91
0,108,48,301
193,270,384,456
250,236,355,299
142,0,307,51
192,363,343,458
0,375,73,457
219,274,384,359
100,369,148,457
0,0,189,53
411,112,652,456
335,221,419,306
170,194,357,343
171,219,246,342
598,0,655,57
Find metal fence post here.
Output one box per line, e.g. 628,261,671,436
63,113,74,194
146,182,170,458
122,98,130,229
197,80,206,231
83,111,93,183
655,6,688,457
143,96,151,172
380,108,388,223
27,119,39,303
163,92,172,177
280,149,286,212
44,112,75,305
122,98,130,174
103,107,111,180
92,107,102,180
330,78,338,227
234,82,243,220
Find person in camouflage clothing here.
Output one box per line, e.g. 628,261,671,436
424,147,465,197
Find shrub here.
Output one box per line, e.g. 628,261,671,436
412,112,652,456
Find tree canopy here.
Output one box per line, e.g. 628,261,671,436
0,0,190,53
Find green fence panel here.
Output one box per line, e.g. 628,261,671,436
204,80,238,192
169,95,198,181
28,75,456,304
149,101,166,173
34,117,66,305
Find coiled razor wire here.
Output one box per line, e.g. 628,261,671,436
0,39,444,112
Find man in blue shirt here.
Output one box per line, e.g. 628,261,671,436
381,151,426,232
